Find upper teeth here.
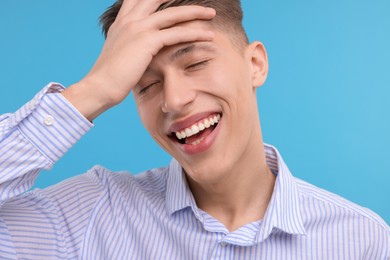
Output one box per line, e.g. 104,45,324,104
175,114,221,140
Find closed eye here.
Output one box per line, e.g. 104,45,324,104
139,81,160,95
185,60,210,71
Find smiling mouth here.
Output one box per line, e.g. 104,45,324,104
170,113,221,146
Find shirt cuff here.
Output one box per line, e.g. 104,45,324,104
15,82,93,163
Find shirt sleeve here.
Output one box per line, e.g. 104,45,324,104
0,82,93,203
0,83,101,259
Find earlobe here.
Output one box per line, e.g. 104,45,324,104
246,41,268,88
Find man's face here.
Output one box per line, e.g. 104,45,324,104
134,21,267,184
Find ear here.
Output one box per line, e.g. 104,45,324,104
245,41,268,88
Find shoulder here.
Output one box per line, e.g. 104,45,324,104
294,178,389,257
85,165,170,194
295,177,389,233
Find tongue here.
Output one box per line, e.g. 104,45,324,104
185,127,214,144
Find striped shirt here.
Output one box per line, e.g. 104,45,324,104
0,83,389,259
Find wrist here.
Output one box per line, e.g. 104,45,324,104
62,79,114,121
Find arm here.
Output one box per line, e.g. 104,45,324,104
0,83,93,204
0,0,215,257
0,84,95,258
0,0,215,203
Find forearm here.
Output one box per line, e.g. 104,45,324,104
62,78,116,122
0,83,92,203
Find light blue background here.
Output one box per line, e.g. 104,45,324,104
0,1,389,223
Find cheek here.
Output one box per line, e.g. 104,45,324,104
136,102,160,134
206,64,250,99
196,65,235,94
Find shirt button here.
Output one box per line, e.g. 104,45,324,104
220,242,227,247
43,115,54,126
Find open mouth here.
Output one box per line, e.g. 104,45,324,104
169,113,222,146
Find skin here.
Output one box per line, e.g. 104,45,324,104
63,1,216,120
63,0,276,231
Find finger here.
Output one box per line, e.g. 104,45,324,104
129,0,171,20
117,0,137,18
155,26,215,51
147,6,216,29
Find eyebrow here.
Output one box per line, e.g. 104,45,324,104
144,43,218,74
169,43,218,62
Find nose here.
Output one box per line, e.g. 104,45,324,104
161,75,197,114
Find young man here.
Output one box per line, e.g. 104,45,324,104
0,0,388,259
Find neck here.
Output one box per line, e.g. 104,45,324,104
187,137,276,232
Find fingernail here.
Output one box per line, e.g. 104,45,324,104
206,7,216,14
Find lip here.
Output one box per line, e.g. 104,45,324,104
174,115,222,155
168,111,221,133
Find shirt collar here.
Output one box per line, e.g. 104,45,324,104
165,159,203,220
165,144,306,239
256,144,306,242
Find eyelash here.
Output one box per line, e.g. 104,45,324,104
138,60,210,95
186,60,210,70
139,81,159,95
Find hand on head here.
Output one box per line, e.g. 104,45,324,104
63,0,216,121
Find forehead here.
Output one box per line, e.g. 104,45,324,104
153,25,236,62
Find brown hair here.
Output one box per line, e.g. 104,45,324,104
100,0,248,48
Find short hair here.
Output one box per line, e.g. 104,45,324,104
99,0,249,49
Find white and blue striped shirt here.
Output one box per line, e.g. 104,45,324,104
0,83,389,259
